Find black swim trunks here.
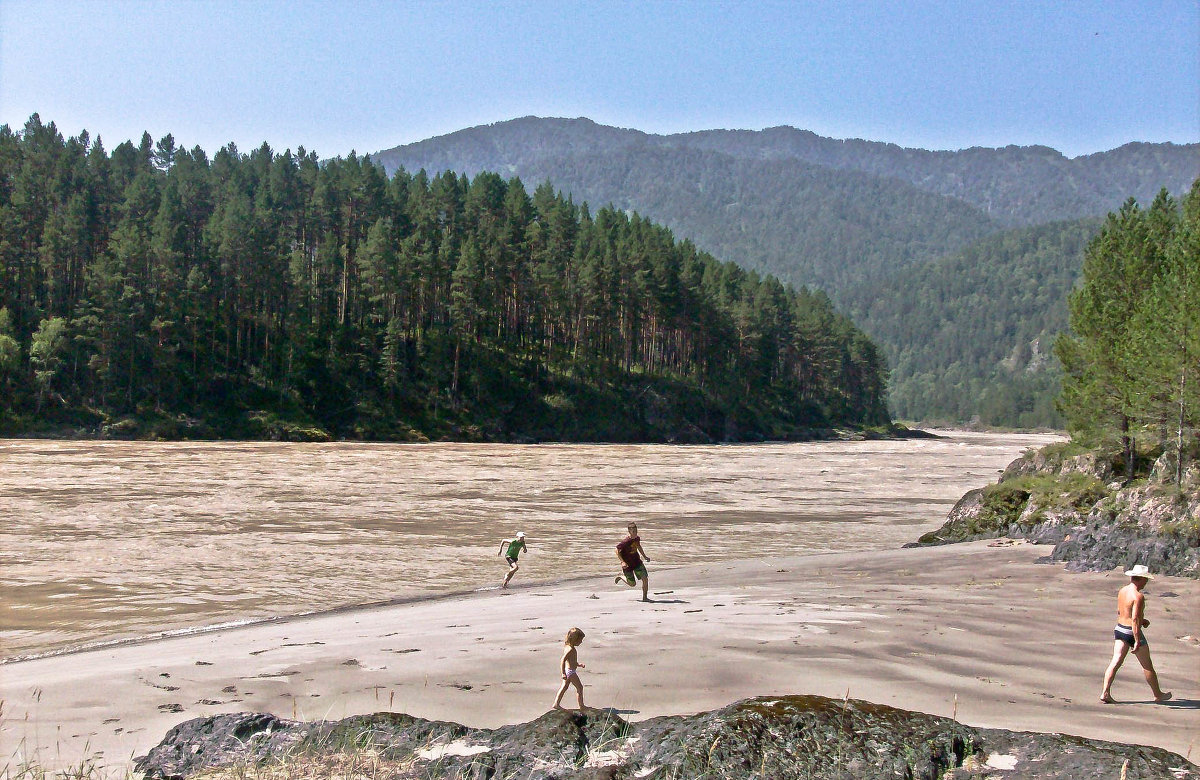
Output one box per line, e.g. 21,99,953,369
505,556,518,566
1114,624,1147,648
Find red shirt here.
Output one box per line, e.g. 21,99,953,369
616,534,642,568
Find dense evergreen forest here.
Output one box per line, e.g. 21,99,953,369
0,115,891,441
841,219,1102,428
1057,183,1200,478
375,116,1198,427
508,145,997,291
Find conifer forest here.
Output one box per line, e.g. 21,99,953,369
0,116,891,441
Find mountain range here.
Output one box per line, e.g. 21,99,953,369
370,117,1199,426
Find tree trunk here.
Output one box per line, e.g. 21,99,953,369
1121,414,1134,480
1178,366,1186,486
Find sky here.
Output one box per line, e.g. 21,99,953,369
1,0,1197,160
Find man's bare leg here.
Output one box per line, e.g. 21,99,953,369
1131,645,1172,702
503,563,518,589
640,574,650,602
1100,640,1128,703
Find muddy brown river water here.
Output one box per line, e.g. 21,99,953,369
0,431,1060,661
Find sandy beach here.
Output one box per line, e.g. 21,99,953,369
3,539,1197,774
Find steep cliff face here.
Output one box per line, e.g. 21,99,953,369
915,445,1200,578
135,696,1194,780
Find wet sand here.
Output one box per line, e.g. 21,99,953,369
3,541,1197,773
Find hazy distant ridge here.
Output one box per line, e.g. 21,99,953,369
372,116,1199,225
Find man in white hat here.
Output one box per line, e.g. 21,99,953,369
498,532,528,589
1100,564,1171,703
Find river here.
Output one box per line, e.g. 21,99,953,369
0,431,1060,661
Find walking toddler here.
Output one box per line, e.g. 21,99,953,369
552,627,586,710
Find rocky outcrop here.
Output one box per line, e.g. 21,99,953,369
135,695,1194,780
914,445,1200,578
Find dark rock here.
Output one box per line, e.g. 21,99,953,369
135,712,302,780
134,695,1195,780
915,446,1199,578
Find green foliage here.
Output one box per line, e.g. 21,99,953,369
919,471,1112,543
1161,516,1200,547
976,482,1034,530
1007,473,1111,521
515,146,999,292
374,118,1197,428
0,115,891,440
1056,182,1200,479
0,307,18,371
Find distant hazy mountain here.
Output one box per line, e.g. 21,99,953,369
370,117,1198,426
373,116,1198,227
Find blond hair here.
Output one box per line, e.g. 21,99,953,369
564,627,585,646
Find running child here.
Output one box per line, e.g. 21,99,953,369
498,532,528,589
614,522,651,601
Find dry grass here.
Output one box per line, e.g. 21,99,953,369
1,700,131,780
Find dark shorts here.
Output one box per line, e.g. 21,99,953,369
1114,625,1147,648
621,563,648,585
505,556,518,566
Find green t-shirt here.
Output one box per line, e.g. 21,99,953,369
506,539,524,559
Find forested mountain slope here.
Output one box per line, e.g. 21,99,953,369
840,219,1102,427
507,146,997,291
372,117,1197,426
374,118,1006,294
0,115,890,441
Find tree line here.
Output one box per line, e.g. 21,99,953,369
1056,181,1199,478
0,114,890,441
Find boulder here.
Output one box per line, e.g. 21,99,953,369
918,446,1199,578
135,695,1195,780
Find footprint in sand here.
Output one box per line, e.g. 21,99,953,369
157,704,184,713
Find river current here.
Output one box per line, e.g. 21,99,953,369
0,431,1060,661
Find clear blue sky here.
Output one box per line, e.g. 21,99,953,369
1,0,1196,159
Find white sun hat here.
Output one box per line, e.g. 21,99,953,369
516,531,526,538
1123,564,1153,579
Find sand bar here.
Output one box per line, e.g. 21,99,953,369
2,540,1198,774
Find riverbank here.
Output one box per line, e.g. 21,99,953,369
4,540,1197,775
